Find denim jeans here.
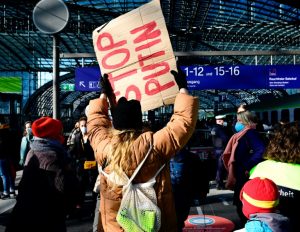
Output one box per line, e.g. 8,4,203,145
0,159,15,194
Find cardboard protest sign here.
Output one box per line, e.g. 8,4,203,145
92,0,178,111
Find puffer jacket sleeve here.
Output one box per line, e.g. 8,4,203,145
153,93,198,159
86,98,112,163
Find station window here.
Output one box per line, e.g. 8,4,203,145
294,108,300,121
271,111,278,125
262,111,268,123
281,109,290,123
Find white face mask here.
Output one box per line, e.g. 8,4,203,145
223,122,228,127
26,128,32,135
80,126,87,135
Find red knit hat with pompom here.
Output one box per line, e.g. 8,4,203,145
240,177,279,219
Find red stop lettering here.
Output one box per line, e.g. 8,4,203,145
96,32,126,51
108,69,137,89
125,85,141,101
102,48,130,69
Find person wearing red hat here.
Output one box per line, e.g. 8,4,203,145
6,117,79,232
235,177,290,232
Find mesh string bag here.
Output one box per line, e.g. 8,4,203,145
101,143,164,232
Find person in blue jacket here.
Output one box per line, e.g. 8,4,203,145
223,110,265,224
19,121,33,166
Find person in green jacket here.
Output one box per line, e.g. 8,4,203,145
250,121,300,232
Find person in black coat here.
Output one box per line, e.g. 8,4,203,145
6,117,79,232
0,119,16,199
211,115,230,189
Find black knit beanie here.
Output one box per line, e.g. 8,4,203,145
112,97,143,130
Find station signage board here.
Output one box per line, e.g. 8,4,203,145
75,66,101,91
75,64,300,92
183,64,300,90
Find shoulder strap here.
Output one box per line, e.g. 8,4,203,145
100,142,165,185
100,142,153,180
127,143,153,184
149,163,165,181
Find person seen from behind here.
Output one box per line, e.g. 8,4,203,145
211,114,230,189
19,121,33,167
86,67,198,232
235,177,290,232
170,144,210,231
0,118,16,199
250,121,300,231
5,117,79,232
222,110,265,224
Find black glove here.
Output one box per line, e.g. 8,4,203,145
100,74,113,96
171,68,187,90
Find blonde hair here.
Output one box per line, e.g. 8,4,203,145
108,129,141,176
237,110,256,126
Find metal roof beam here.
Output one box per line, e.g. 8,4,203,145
60,50,300,58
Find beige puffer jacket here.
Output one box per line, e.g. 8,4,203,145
87,93,198,232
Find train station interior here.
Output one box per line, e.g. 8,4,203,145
1,0,300,130
1,1,300,231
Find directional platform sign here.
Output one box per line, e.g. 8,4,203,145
183,64,300,90
75,67,101,91
75,64,300,92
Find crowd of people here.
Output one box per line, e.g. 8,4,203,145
1,68,300,232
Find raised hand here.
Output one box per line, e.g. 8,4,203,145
170,68,187,90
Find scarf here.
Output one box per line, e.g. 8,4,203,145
222,126,253,190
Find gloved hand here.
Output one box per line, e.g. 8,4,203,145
171,68,187,90
100,74,114,97
100,73,117,111
19,159,24,166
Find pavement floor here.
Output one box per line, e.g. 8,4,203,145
0,172,242,232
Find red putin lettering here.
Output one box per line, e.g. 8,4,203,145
142,62,175,95
130,21,161,44
130,20,175,96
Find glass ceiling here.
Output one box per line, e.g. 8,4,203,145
1,0,300,116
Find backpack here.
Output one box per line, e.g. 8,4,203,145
101,143,165,232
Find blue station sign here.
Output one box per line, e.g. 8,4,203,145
75,66,101,91
75,65,300,91
182,64,300,90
